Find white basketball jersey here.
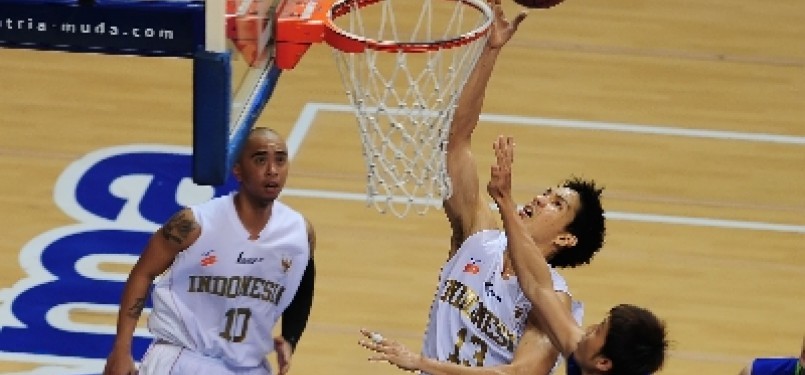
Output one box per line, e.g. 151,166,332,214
421,229,582,372
148,193,310,368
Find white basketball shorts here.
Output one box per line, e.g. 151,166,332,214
139,340,272,375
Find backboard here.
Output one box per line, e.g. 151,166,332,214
194,0,284,185
0,0,296,186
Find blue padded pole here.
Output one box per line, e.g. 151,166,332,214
224,65,283,177
192,50,231,185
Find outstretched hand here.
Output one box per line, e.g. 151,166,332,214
487,0,528,49
487,135,516,208
274,336,293,375
358,328,422,372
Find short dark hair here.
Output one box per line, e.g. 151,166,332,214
601,304,668,375
547,176,605,268
237,127,283,163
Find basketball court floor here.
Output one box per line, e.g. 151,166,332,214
0,0,803,374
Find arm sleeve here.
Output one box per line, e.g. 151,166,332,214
282,257,315,352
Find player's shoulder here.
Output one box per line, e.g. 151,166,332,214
452,229,505,257
303,214,316,256
273,200,304,219
193,191,235,211
186,193,235,223
463,229,505,246
546,267,574,298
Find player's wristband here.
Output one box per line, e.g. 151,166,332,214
282,258,315,352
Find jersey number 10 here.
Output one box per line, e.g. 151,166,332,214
220,307,252,343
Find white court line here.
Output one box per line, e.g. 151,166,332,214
296,102,805,144
481,113,805,145
286,103,805,234
283,188,805,234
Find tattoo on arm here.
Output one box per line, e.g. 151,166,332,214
126,297,147,319
161,211,195,245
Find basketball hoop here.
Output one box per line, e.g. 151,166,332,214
277,0,493,217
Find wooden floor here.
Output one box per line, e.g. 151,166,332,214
1,0,803,374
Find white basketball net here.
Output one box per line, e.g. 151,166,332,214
329,0,493,217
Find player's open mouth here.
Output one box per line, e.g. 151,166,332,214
521,205,534,218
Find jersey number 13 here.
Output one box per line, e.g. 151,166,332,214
447,328,488,366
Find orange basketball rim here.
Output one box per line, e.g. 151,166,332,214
274,0,494,68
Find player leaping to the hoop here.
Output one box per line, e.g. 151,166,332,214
358,0,606,374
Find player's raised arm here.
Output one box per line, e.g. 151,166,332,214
444,0,528,254
486,136,582,357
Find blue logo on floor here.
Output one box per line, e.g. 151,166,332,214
0,145,237,373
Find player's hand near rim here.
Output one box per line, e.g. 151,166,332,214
487,0,528,50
